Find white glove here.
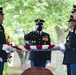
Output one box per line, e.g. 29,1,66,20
58,43,66,53
2,44,9,50
0,57,3,62
52,43,66,53
52,45,60,50
46,60,51,66
5,46,16,53
2,44,16,53
33,25,38,31
58,43,65,50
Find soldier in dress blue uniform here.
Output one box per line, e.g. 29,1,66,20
63,14,76,75
0,7,8,75
24,19,51,67
64,15,74,75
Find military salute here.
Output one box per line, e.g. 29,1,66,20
63,5,76,75
24,19,51,67
0,7,8,75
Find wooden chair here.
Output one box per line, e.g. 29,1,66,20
21,67,54,75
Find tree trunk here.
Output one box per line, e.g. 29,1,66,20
55,26,65,43
54,25,66,75
17,51,30,72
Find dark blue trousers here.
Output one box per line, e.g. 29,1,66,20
30,60,46,68
70,64,76,75
67,64,71,75
0,62,4,75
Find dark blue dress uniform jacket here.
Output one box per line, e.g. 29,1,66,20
24,31,51,61
63,25,76,64
0,25,7,62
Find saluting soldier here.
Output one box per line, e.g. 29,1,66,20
63,14,76,75
0,7,8,75
24,19,51,67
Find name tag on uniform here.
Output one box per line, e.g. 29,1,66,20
42,36,48,41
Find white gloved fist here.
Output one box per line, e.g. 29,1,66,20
6,46,16,53
46,60,51,66
33,25,38,31
58,43,66,53
2,44,9,51
58,43,65,50
52,43,66,53
2,44,16,53
52,45,60,50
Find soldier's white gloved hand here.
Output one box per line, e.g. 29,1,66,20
58,43,66,53
2,44,16,53
33,25,38,31
59,43,65,49
2,44,9,51
46,60,51,66
5,46,16,53
52,45,60,50
0,57,3,62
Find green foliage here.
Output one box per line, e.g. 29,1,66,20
3,66,22,74
3,63,8,74
0,0,76,44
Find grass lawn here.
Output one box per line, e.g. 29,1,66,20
3,65,67,75
3,66,22,75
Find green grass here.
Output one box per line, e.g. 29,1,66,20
3,68,67,75
3,64,67,75
3,69,22,75
3,66,22,75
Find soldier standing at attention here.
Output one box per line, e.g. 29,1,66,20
24,19,51,68
0,7,8,75
63,15,74,75
63,14,76,75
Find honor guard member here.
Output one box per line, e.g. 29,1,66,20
24,19,51,67
63,15,76,75
0,7,8,75
63,15,74,75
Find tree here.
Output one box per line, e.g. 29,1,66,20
0,0,76,74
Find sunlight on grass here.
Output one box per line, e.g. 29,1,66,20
3,69,22,75
3,66,22,75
